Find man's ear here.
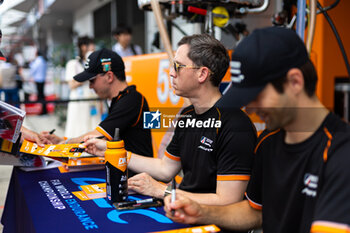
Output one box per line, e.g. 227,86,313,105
106,71,115,83
286,68,304,94
198,67,211,84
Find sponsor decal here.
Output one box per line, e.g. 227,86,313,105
198,136,214,152
230,61,245,83
84,58,90,69
101,58,112,72
301,173,319,197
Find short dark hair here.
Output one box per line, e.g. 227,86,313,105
113,26,132,36
271,59,318,97
77,36,94,48
77,36,94,60
178,34,230,87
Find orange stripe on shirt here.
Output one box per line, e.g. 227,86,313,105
132,95,144,127
96,127,113,141
245,193,262,210
254,129,280,154
323,127,333,162
164,150,181,161
311,221,350,233
182,109,194,115
217,175,250,181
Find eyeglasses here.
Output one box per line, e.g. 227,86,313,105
89,73,105,84
173,61,200,73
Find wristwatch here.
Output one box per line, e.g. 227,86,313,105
163,183,172,197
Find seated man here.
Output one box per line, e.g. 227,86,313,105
42,49,153,176
84,34,257,206
163,27,350,233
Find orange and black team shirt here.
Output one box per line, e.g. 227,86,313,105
246,112,350,233
96,85,153,177
165,105,257,194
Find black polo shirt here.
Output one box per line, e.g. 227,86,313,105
165,105,256,193
97,85,153,176
246,112,350,233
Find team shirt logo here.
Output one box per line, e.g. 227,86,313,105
198,136,214,152
301,173,319,197
143,110,161,129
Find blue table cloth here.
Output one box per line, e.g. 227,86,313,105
1,167,189,233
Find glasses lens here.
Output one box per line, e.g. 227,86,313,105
173,62,178,72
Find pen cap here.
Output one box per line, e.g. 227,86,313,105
113,128,120,141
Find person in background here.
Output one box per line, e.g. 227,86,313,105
112,25,142,57
84,34,256,211
0,58,18,107
64,36,102,138
41,48,153,177
29,50,47,115
164,27,350,233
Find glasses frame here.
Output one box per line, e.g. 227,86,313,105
89,73,106,84
173,61,200,73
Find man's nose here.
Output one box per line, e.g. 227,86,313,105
169,66,176,78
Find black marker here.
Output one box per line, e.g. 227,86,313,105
171,178,176,216
79,135,105,143
116,198,157,208
49,129,56,134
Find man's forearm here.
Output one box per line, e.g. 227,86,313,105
128,153,179,182
66,130,102,144
200,200,262,231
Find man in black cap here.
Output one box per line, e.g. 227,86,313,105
163,27,350,233
42,48,153,175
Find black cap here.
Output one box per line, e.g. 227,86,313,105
218,27,309,108
73,48,125,82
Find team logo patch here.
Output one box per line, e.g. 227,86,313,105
198,136,214,152
301,173,319,197
143,110,161,129
101,58,112,72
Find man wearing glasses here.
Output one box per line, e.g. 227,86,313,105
84,35,256,209
42,48,153,176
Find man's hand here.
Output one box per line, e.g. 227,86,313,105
128,173,167,199
164,193,203,224
82,138,107,157
21,127,52,147
40,131,64,144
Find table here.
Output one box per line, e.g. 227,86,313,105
1,167,189,233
